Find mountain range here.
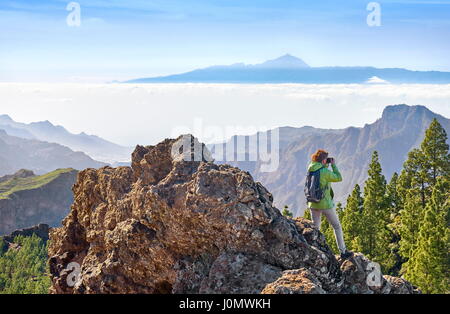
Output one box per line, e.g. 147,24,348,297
0,129,106,176
212,104,450,216
0,115,132,163
1,104,448,218
125,54,450,84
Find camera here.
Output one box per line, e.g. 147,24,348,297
326,157,334,163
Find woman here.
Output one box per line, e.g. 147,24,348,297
307,149,353,259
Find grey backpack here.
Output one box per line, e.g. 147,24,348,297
304,167,324,203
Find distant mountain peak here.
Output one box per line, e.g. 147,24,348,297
31,120,53,126
0,114,13,122
382,104,433,118
125,55,450,83
0,116,132,164
256,54,310,69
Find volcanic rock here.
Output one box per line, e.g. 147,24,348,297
48,135,417,294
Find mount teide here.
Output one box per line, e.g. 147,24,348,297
125,54,450,84
215,104,450,216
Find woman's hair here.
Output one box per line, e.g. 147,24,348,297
311,149,328,163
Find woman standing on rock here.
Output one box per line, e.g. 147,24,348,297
306,149,353,259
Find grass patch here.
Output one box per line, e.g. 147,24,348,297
0,168,74,200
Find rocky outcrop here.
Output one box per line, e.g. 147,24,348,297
261,268,327,294
261,253,421,294
0,169,78,235
48,135,417,294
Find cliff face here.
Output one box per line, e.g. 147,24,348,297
0,169,78,235
48,135,418,294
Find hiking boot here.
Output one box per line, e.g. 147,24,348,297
340,250,354,259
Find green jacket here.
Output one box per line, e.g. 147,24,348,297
306,161,342,210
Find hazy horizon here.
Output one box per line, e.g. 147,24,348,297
1,82,449,147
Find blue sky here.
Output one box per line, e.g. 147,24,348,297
1,0,450,82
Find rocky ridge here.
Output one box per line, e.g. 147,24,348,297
0,169,78,235
2,223,50,243
48,135,419,294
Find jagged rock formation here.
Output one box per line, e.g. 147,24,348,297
48,135,418,294
0,169,78,235
262,252,419,294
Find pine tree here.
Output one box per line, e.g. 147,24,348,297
398,149,428,208
402,176,449,293
0,235,50,294
386,172,401,216
398,190,423,260
398,119,449,208
359,151,392,271
385,172,404,275
303,209,311,220
398,119,450,263
341,184,364,252
336,202,344,214
282,205,293,218
420,119,450,186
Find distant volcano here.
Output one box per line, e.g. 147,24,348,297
253,54,310,69
125,54,450,84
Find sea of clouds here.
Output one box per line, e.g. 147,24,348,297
0,83,449,146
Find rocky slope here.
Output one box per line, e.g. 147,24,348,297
48,135,418,294
217,105,450,215
0,169,78,235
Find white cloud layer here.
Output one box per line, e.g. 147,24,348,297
0,83,449,146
